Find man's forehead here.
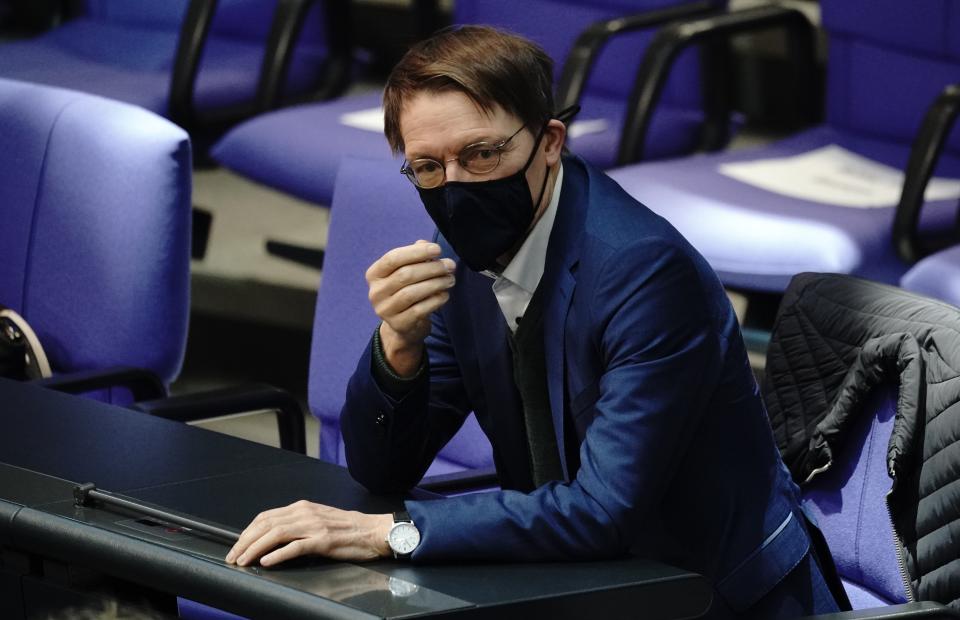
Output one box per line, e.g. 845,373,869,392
399,91,518,156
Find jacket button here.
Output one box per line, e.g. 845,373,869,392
375,412,387,426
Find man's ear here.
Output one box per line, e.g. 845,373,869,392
543,118,567,166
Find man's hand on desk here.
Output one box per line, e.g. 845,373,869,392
224,501,393,567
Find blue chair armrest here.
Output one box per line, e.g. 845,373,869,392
169,0,219,129
893,83,960,263
131,383,307,454
556,1,720,112
800,602,960,620
36,366,167,402
617,4,818,165
255,0,354,112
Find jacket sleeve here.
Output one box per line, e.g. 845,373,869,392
340,305,473,494
406,238,727,561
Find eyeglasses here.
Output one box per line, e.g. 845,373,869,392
400,125,526,189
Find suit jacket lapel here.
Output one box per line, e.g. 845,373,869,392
541,156,588,479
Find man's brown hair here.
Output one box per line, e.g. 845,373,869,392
383,25,555,155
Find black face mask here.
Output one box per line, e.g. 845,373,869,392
416,126,550,273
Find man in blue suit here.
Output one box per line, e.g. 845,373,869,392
227,25,840,618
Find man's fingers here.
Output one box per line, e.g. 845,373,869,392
374,273,455,318
367,243,442,279
226,504,301,563
260,539,310,567
235,523,302,567
390,291,451,327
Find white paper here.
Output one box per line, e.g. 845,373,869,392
567,118,608,139
339,107,384,132
339,107,609,141
719,144,960,208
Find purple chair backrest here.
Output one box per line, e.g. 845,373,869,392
454,0,724,112
801,384,909,608
0,78,192,387
309,157,493,472
81,0,327,47
822,0,960,158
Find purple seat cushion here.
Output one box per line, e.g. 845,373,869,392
842,580,902,611
0,3,328,117
801,386,908,608
607,126,960,292
900,245,960,306
213,92,394,205
0,77,191,386
177,598,246,620
309,157,495,474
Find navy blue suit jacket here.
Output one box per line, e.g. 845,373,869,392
342,156,811,612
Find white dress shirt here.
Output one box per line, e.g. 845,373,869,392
488,164,564,333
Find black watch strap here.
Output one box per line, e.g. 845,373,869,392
393,510,412,524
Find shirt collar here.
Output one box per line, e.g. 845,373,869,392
496,163,564,294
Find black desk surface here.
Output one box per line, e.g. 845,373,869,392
0,378,713,619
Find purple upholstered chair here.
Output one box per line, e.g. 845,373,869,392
211,0,725,210
0,77,191,403
900,245,960,307
608,0,960,294
310,156,494,476
0,0,350,130
801,386,910,610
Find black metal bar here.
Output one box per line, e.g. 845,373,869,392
192,206,213,260
617,5,816,165
132,383,308,455
893,84,960,264
255,0,315,112
266,240,325,270
37,366,167,402
74,483,240,544
555,0,718,113
168,0,219,129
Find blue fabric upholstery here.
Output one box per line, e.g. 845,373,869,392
177,598,245,620
900,244,960,306
310,157,494,474
212,0,723,207
0,0,329,118
0,77,191,390
823,0,960,157
801,386,909,609
607,0,960,293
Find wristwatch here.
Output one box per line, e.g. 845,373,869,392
386,510,421,559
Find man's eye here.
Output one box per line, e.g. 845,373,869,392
469,148,496,161
413,161,440,174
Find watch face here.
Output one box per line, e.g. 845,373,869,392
388,522,421,555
